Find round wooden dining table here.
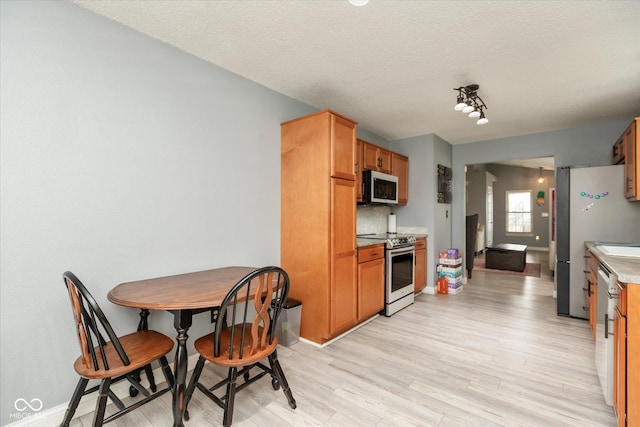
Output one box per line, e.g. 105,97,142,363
108,266,258,427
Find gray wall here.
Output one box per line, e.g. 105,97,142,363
0,1,321,423
451,119,633,270
390,134,452,291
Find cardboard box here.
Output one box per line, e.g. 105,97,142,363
448,285,463,294
447,277,463,286
439,257,462,266
438,270,462,279
440,265,462,275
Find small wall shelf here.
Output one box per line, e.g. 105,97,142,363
437,164,452,203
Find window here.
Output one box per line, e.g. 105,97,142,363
506,190,532,233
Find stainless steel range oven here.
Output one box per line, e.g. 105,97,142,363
358,234,416,316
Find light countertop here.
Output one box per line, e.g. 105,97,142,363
357,238,386,248
357,233,428,248
586,242,640,284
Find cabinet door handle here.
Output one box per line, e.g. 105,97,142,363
355,162,359,174
605,313,614,337
627,178,633,192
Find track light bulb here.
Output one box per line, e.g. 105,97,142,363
454,95,466,111
476,111,488,125
469,110,481,118
462,104,475,114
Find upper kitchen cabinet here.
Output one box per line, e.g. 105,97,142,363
332,115,358,181
356,138,364,202
614,118,639,201
391,152,409,205
624,118,639,201
281,110,358,345
360,139,410,205
363,140,392,173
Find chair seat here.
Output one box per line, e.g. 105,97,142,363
74,330,174,379
194,324,277,368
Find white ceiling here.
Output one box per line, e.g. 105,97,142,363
71,0,640,145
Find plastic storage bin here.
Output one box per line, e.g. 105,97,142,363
273,298,302,347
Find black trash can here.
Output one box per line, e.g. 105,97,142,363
272,298,302,347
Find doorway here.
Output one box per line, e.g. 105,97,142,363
465,157,555,260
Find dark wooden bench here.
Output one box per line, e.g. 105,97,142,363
485,244,527,272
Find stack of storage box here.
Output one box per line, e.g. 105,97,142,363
438,249,463,294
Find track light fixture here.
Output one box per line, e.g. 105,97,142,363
453,84,488,125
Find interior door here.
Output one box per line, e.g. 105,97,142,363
486,183,494,247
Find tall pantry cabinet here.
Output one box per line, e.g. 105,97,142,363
281,110,358,344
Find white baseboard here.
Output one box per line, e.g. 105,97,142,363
422,286,436,295
6,354,201,427
299,314,379,349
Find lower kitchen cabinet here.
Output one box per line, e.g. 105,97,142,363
357,244,385,322
414,238,427,293
614,281,639,427
329,178,358,336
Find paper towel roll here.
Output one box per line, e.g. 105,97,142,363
388,213,397,233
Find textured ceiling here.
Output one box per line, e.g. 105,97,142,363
71,0,640,145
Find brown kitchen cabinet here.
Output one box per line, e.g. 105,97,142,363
392,152,409,205
414,237,427,293
614,117,640,201
613,137,625,165
363,140,392,173
357,244,385,322
614,281,639,427
356,138,364,202
332,115,358,181
281,110,358,344
330,178,358,334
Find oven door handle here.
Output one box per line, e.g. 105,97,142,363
387,246,415,255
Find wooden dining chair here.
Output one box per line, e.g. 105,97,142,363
60,271,175,426
184,266,297,426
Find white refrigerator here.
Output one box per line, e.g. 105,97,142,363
555,164,640,318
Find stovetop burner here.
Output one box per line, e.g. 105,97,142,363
358,233,416,249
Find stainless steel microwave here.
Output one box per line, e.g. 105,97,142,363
361,170,398,205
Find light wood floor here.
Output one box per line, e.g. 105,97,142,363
72,251,616,426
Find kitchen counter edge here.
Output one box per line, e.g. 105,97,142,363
357,234,428,248
586,242,640,284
